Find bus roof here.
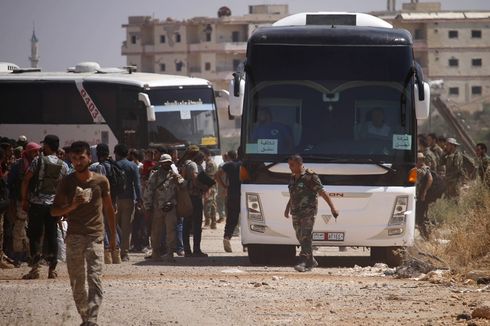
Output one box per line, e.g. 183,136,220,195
249,25,412,47
0,70,212,89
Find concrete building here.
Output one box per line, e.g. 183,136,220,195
121,5,288,91
375,1,490,112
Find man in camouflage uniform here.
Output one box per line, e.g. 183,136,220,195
415,152,433,240
202,148,218,229
51,141,116,326
427,133,444,168
441,137,464,198
418,135,437,171
475,143,489,185
144,154,184,261
284,155,339,272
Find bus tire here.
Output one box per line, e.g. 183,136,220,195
370,246,404,267
247,244,269,265
273,245,296,265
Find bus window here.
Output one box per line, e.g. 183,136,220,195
42,83,91,124
0,83,42,123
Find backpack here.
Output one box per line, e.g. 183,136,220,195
103,159,128,198
32,155,64,195
425,170,445,203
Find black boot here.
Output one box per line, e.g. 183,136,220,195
305,255,318,270
294,255,308,272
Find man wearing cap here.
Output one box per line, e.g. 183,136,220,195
20,134,69,279
7,142,42,266
441,137,464,198
143,154,184,261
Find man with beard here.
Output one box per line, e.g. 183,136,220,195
21,135,69,279
51,141,116,326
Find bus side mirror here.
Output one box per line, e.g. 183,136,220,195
138,92,156,122
414,82,430,120
229,73,244,116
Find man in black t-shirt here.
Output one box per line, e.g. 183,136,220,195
216,150,241,252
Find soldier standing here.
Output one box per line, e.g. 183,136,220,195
475,143,489,184
202,148,218,229
441,137,464,198
284,155,339,272
143,154,184,261
51,141,116,326
415,152,433,240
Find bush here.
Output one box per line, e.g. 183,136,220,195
425,182,490,272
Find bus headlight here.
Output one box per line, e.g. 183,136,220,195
388,196,408,226
246,193,264,223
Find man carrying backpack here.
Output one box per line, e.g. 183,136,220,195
20,134,69,279
89,143,122,264
114,144,142,261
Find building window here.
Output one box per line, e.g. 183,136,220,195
204,62,211,71
448,58,459,67
448,87,459,96
472,86,482,95
160,63,166,71
131,35,137,44
471,30,482,38
414,29,424,40
175,33,181,43
472,58,482,67
160,35,166,43
233,59,241,70
448,30,458,39
232,31,240,42
175,61,183,72
205,33,211,42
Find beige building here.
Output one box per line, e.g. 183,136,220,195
121,5,288,91
375,1,490,112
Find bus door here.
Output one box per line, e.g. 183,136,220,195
118,87,148,148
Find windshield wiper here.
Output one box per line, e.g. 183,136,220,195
329,158,397,173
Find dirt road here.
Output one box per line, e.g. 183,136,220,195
1,225,489,325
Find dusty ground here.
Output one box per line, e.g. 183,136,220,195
1,224,489,326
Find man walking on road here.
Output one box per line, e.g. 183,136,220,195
114,144,142,261
51,141,116,326
21,134,69,279
284,155,339,272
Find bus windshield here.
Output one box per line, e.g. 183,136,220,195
244,45,415,162
148,87,219,148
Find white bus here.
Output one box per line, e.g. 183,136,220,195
229,13,430,266
0,62,220,154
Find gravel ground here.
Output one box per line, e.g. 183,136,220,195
1,224,489,326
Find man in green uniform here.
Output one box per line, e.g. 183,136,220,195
476,143,489,185
284,155,339,272
441,137,464,198
202,148,218,229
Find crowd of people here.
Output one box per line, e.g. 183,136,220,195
415,133,489,239
0,134,242,271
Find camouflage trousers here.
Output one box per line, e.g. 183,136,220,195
151,206,177,257
292,214,315,258
216,192,227,221
12,201,29,253
204,186,217,225
66,234,104,324
445,180,461,199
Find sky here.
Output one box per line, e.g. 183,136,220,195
1,0,489,71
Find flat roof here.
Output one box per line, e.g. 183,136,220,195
0,70,211,88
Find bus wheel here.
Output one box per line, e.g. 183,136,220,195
272,245,296,265
370,246,404,267
247,244,269,265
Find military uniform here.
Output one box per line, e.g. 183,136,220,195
143,168,184,258
476,155,489,183
288,169,324,260
441,151,464,198
203,158,218,228
415,165,431,239
423,148,437,171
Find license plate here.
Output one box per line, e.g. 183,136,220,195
312,232,345,241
